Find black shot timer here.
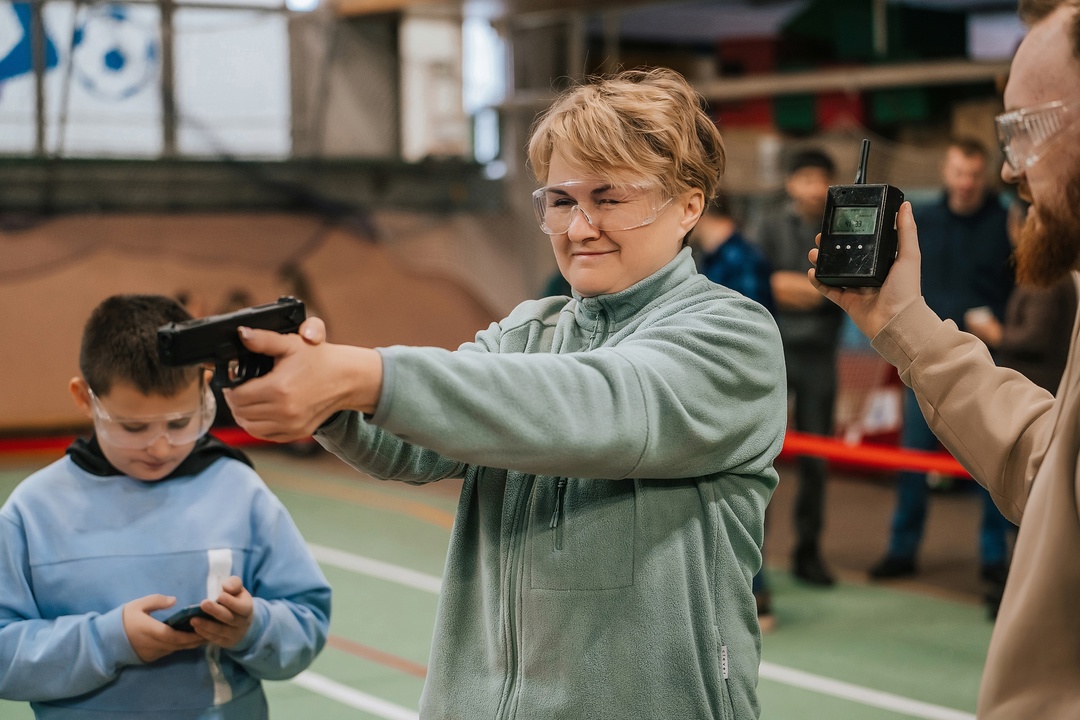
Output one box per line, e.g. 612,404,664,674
814,139,905,288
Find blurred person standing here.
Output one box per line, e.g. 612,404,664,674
691,190,777,630
809,1,1080,712
753,149,844,586
691,191,775,314
966,198,1078,394
869,138,1016,618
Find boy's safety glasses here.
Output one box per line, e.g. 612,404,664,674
89,383,216,449
532,180,673,235
995,100,1077,173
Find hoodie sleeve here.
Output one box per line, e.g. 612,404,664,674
222,487,331,680
0,509,140,701
359,294,786,480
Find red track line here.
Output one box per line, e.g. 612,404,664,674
326,634,428,678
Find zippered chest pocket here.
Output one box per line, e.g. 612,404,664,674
528,477,636,590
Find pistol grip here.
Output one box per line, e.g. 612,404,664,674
243,353,275,383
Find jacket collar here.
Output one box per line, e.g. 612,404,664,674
66,433,254,479
573,246,698,330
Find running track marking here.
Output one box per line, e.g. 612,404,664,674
759,662,975,720
308,542,442,593
303,547,975,720
293,672,419,720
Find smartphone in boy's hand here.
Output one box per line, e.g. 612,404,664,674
122,594,208,662
163,604,212,633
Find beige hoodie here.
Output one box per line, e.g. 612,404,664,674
872,272,1080,719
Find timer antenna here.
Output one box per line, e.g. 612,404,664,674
854,138,871,185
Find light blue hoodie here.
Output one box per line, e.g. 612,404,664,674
0,440,331,719
317,248,786,719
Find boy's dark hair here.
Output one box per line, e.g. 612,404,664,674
80,294,199,396
787,148,836,178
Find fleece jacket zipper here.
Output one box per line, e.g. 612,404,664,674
496,477,534,720
549,305,608,554
549,478,567,551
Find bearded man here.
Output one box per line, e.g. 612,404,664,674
810,1,1080,716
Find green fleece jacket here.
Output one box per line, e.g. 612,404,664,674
316,248,787,719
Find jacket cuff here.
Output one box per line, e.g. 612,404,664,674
100,605,142,668
229,597,268,655
317,411,343,430
870,299,944,374
367,347,397,426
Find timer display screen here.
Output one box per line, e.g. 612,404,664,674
831,206,878,235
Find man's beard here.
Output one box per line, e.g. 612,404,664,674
1014,178,1080,288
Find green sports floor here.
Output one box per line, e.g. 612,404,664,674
0,447,992,720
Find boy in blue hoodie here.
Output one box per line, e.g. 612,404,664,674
0,294,331,719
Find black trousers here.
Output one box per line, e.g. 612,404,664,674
783,344,837,558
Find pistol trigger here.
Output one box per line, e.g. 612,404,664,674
231,357,248,385
213,360,233,389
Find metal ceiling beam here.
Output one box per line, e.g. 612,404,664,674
331,0,452,15
696,58,1010,101
332,0,687,18
501,57,1011,111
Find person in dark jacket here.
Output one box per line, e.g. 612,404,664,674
868,137,1016,619
691,190,775,314
966,198,1078,394
691,190,779,631
752,148,844,587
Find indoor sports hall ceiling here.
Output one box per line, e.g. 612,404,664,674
333,0,1022,29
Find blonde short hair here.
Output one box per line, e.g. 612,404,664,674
527,67,725,201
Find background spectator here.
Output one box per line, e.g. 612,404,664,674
752,148,844,587
868,137,1015,620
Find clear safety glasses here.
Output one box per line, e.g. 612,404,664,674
532,180,673,235
89,383,216,449
995,100,1077,173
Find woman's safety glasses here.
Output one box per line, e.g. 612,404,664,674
532,181,673,235
89,383,216,449
995,100,1077,173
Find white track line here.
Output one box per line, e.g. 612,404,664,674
305,543,975,720
760,662,976,720
293,671,419,720
308,542,442,593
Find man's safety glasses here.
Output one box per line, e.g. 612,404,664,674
995,100,1077,173
532,181,673,235
89,383,216,449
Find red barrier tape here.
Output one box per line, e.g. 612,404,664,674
0,428,970,478
781,430,970,478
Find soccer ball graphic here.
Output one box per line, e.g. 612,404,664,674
71,4,158,101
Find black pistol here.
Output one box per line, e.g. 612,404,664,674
157,296,307,388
